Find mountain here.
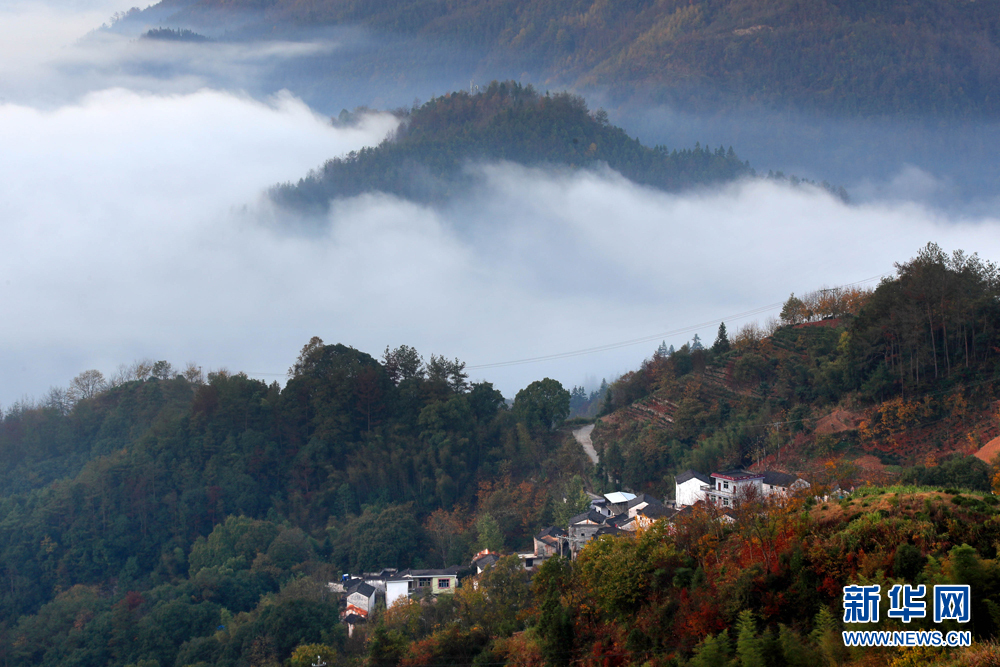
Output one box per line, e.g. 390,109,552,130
270,81,753,213
123,0,1000,116
2,243,1000,666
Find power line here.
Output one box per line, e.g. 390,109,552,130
466,273,888,370
237,274,888,378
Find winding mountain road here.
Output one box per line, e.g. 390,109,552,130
572,424,599,465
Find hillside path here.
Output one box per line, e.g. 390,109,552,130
573,424,599,465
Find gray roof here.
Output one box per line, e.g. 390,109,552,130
627,494,662,509
568,509,607,525
473,553,500,569
349,582,376,597
606,512,634,527
713,469,764,480
595,525,625,536
403,566,461,577
762,470,799,487
675,470,712,485
536,526,567,539
638,505,676,519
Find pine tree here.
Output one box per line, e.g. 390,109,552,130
736,610,765,667
713,322,731,353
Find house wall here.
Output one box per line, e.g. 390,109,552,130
386,581,409,608
675,479,705,507
432,576,456,594
347,592,374,613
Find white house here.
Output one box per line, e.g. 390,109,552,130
346,582,377,617
707,470,764,508
674,470,712,507
386,579,410,608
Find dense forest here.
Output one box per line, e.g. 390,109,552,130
592,243,1000,498
270,81,754,214
132,0,1000,116
4,243,1000,666
0,341,590,666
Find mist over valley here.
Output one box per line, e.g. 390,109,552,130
5,0,1000,405
7,4,1000,667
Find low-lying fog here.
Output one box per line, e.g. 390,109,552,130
4,3,1000,407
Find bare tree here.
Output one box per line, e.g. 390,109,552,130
44,387,71,415
68,370,106,402
183,362,204,384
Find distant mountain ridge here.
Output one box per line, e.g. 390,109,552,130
129,0,1000,116
270,81,755,213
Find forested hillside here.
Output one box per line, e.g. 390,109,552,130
134,0,1000,116
270,81,752,213
592,243,1000,499
0,341,590,666
4,243,1000,666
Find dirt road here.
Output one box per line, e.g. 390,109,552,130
572,424,599,465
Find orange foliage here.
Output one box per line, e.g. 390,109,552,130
476,475,548,542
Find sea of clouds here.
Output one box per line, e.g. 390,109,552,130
4,2,1000,407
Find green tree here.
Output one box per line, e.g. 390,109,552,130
736,610,765,667
781,293,807,325
382,345,424,384
712,322,731,354
691,630,730,667
475,513,504,552
513,378,570,430
552,476,591,527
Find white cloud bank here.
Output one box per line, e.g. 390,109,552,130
3,82,1000,407
4,3,1000,407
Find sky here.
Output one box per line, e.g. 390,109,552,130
4,2,1000,408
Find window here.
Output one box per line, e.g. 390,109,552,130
525,559,534,568
437,578,450,588
723,498,730,506
723,481,729,490
418,578,432,587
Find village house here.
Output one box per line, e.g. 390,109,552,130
633,504,677,530
674,470,712,507
566,508,608,556
472,551,500,574
372,566,462,610
603,491,637,515
675,467,810,509
533,526,568,557
626,493,663,518
762,470,811,496
345,581,377,618
707,470,765,508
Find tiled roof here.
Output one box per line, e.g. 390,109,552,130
569,509,607,525
675,470,712,485
536,526,567,539
627,494,662,509
762,470,799,487
349,582,376,597
712,469,764,480
638,505,676,519
403,566,461,577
